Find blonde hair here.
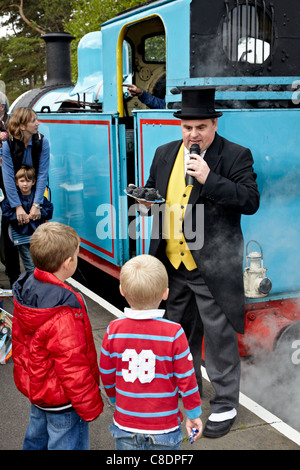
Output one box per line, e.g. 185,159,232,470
8,107,37,141
30,222,80,273
15,165,36,183
120,254,168,310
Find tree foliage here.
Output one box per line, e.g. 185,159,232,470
0,0,74,101
0,0,144,103
65,0,145,82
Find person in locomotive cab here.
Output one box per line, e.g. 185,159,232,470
125,84,166,109
138,87,260,438
1,107,50,286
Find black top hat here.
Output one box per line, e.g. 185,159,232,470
173,87,223,119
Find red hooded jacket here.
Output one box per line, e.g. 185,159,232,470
12,268,103,421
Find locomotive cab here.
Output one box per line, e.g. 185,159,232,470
118,15,166,117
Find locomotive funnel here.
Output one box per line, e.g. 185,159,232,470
41,32,75,87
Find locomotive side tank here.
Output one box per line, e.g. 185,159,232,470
10,0,300,362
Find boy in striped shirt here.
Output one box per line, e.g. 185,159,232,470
100,254,202,450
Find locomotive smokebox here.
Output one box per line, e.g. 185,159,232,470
41,32,75,87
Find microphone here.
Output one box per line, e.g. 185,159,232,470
186,143,200,186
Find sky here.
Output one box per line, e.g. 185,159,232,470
0,14,12,94
0,14,12,38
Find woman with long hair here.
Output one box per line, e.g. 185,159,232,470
1,108,50,283
2,107,50,225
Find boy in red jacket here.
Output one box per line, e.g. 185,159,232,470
100,254,202,450
12,222,104,450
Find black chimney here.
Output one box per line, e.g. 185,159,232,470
41,32,75,87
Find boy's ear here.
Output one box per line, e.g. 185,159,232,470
119,285,125,298
162,287,169,301
32,179,36,186
62,256,72,271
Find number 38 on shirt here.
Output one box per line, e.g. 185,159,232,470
122,349,156,383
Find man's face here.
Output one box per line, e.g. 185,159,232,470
0,104,5,116
181,118,218,152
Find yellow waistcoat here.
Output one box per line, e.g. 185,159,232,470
163,143,197,270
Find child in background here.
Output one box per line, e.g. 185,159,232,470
12,222,104,450
1,165,53,272
100,254,202,450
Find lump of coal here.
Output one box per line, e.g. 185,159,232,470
144,188,163,201
126,185,163,201
126,185,136,195
132,187,146,198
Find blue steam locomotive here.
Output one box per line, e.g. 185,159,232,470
10,0,300,360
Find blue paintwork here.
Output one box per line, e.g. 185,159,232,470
37,113,128,268
70,31,103,101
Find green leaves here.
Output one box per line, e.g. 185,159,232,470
0,0,144,101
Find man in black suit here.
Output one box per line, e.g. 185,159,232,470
138,87,260,438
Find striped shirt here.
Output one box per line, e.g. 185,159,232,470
99,308,201,434
10,226,31,246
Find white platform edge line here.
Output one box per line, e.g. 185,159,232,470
69,277,300,447
201,366,300,446
67,278,123,318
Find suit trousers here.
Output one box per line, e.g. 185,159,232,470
164,260,240,414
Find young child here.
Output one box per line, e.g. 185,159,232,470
100,254,202,450
1,165,53,272
12,222,104,450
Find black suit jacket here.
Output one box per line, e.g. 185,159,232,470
145,133,260,333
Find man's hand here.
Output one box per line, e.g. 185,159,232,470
126,84,143,98
186,154,210,185
136,199,154,208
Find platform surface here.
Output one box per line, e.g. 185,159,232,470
0,266,299,452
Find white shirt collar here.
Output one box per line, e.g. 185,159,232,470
124,307,165,320
184,146,206,157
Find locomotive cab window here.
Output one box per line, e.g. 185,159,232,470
143,35,166,63
222,2,273,65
